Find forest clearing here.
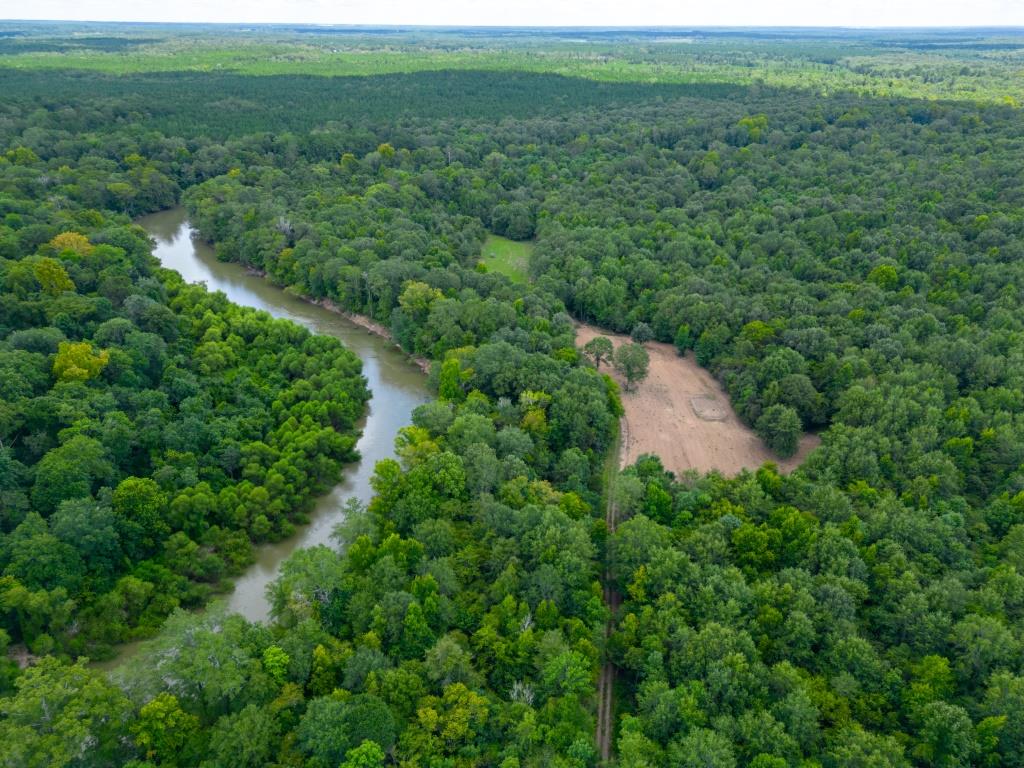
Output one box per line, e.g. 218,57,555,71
576,323,819,475
478,234,532,283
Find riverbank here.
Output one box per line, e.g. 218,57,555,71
310,297,432,374
242,263,432,374
82,207,432,669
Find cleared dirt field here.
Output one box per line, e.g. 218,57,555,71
577,323,820,476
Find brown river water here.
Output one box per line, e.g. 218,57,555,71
95,208,429,667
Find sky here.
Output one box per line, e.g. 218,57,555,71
8,0,1024,28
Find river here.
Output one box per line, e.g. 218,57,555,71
137,207,429,622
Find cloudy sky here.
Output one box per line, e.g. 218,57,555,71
10,0,1024,27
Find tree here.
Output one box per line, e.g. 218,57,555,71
541,650,592,699
674,324,692,353
31,435,113,515
49,232,94,257
400,602,436,660
50,499,122,580
399,280,443,320
755,405,802,457
205,704,279,768
131,693,200,766
33,258,76,296
631,323,654,343
868,263,899,290
52,341,109,382
438,357,466,402
614,343,650,391
298,695,395,766
667,728,737,768
112,477,170,558
0,657,133,768
826,726,910,768
491,202,534,240
913,701,978,768
262,645,290,684
297,697,351,766
583,336,614,370
340,741,386,768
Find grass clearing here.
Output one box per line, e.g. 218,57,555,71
480,235,533,284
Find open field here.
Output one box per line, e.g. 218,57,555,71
479,235,532,283
577,323,820,476
0,26,1021,104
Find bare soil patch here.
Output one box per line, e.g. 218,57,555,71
577,323,820,476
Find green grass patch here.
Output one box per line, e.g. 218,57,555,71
479,235,533,284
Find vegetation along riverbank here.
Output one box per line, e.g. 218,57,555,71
3,22,1024,768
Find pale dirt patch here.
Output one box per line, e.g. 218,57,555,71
577,323,820,476
690,395,728,421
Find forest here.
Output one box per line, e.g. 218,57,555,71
2,22,1024,768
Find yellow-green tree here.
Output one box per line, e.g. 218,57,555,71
33,258,75,296
48,232,94,257
52,342,109,382
131,692,200,765
399,280,443,322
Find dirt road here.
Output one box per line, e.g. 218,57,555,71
595,427,621,765
586,322,820,762
577,323,819,476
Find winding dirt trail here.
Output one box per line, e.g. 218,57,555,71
576,323,819,477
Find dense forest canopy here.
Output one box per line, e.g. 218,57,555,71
2,22,1024,768
0,146,371,659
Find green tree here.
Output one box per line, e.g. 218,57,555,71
400,602,435,660
298,695,395,766
340,741,386,768
0,658,133,768
631,323,654,343
112,477,170,558
913,701,978,768
614,343,650,391
674,323,692,353
399,280,443,322
868,263,899,290
755,404,802,457
262,645,290,685
31,435,113,515
827,726,910,768
492,202,535,240
668,728,737,768
541,650,592,699
205,704,279,768
583,336,614,370
130,693,200,766
438,357,466,402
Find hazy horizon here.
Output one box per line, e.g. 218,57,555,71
5,0,1023,29
4,20,1024,29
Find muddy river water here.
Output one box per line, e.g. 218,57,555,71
137,207,429,623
